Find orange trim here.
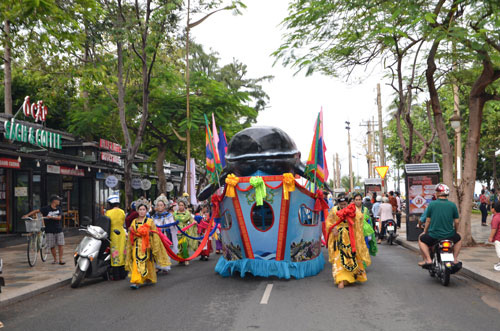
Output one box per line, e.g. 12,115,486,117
232,193,254,259
238,175,284,183
276,188,290,261
295,182,316,198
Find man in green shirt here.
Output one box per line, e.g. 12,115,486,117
418,183,461,266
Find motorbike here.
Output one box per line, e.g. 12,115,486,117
71,216,120,288
385,219,396,245
424,239,462,286
0,256,5,293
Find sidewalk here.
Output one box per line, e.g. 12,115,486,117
396,213,500,290
0,234,84,308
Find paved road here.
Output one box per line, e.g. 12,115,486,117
2,245,500,331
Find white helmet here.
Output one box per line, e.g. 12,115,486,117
107,194,120,204
376,196,382,202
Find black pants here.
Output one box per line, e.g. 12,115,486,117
480,203,488,224
396,212,401,227
379,220,396,240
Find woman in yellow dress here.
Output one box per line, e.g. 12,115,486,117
105,195,127,280
326,196,371,288
125,200,171,289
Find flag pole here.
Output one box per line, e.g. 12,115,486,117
204,114,221,188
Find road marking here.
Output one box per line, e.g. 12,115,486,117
260,284,273,304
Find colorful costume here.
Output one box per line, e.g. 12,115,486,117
125,217,171,285
152,211,173,272
360,206,378,257
196,214,213,259
173,211,198,259
105,208,127,267
326,203,371,285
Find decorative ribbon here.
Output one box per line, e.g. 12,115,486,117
314,190,329,212
156,220,179,228
326,203,358,253
211,193,224,218
129,222,151,253
282,173,296,200
250,176,266,206
225,174,239,198
176,218,220,240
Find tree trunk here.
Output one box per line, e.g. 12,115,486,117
3,20,12,115
124,158,133,210
179,161,186,195
156,143,167,194
492,150,498,192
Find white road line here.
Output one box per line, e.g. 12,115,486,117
260,284,273,304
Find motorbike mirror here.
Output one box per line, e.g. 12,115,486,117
113,229,120,235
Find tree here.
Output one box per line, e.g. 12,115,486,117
341,174,363,193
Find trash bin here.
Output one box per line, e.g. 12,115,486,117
404,163,440,241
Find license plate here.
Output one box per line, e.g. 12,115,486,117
387,225,394,231
441,253,454,262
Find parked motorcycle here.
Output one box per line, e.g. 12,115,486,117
423,239,462,286
71,216,120,288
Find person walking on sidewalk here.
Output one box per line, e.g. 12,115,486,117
23,195,65,265
418,183,462,267
395,191,402,228
488,202,500,271
479,189,489,226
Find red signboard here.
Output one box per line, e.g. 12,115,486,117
0,157,20,169
60,166,85,177
99,139,122,153
408,174,439,214
101,152,121,165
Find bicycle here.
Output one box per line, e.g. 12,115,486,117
21,214,49,267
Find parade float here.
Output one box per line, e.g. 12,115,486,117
198,123,329,279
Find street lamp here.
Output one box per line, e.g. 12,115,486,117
449,114,462,130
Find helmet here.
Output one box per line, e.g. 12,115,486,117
364,196,370,201
435,183,450,196
376,196,382,202
107,195,120,204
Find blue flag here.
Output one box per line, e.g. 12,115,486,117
218,127,228,168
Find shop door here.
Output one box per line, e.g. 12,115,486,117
79,178,92,224
13,171,31,232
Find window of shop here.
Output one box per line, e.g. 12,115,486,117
0,169,9,232
250,201,274,232
13,171,30,232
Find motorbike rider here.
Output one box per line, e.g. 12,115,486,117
418,183,461,267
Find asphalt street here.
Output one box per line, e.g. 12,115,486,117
2,244,500,331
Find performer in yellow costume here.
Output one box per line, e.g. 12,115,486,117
125,200,171,289
105,194,127,280
326,196,371,288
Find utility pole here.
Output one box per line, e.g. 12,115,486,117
346,121,353,192
360,119,379,178
377,83,387,192
336,153,341,189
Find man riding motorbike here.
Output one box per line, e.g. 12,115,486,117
418,183,462,267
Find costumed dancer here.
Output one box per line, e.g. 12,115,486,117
125,199,171,289
326,196,371,288
105,194,127,280
173,198,198,265
353,193,378,257
196,204,213,261
152,194,172,273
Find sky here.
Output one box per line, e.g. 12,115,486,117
193,0,400,191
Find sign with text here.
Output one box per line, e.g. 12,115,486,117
101,152,121,165
0,157,20,169
407,174,439,214
4,119,61,149
47,165,84,177
105,175,119,188
131,178,142,190
99,139,122,153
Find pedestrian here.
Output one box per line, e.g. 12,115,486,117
377,197,394,244
488,202,500,271
479,189,489,226
326,197,370,288
23,195,65,265
372,196,382,225
125,201,138,229
173,198,198,265
196,204,212,261
388,191,398,219
354,193,377,257
152,194,173,273
125,200,171,289
395,191,402,228
105,195,127,280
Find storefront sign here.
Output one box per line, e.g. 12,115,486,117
101,152,121,165
0,157,20,169
131,178,142,190
47,165,60,174
105,175,119,188
99,139,122,153
60,166,84,177
96,172,106,180
166,182,174,192
141,179,152,191
23,96,48,122
4,118,62,149
14,186,28,197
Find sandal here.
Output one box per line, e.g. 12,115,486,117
51,261,58,264
59,261,66,265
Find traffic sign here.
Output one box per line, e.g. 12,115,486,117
375,166,389,179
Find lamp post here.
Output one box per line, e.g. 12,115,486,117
346,121,353,192
450,113,462,186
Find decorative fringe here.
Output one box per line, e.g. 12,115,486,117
215,252,325,280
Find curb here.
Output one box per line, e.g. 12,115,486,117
395,238,500,291
0,277,71,309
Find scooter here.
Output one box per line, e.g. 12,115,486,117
385,220,396,245
71,216,120,288
424,239,462,286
